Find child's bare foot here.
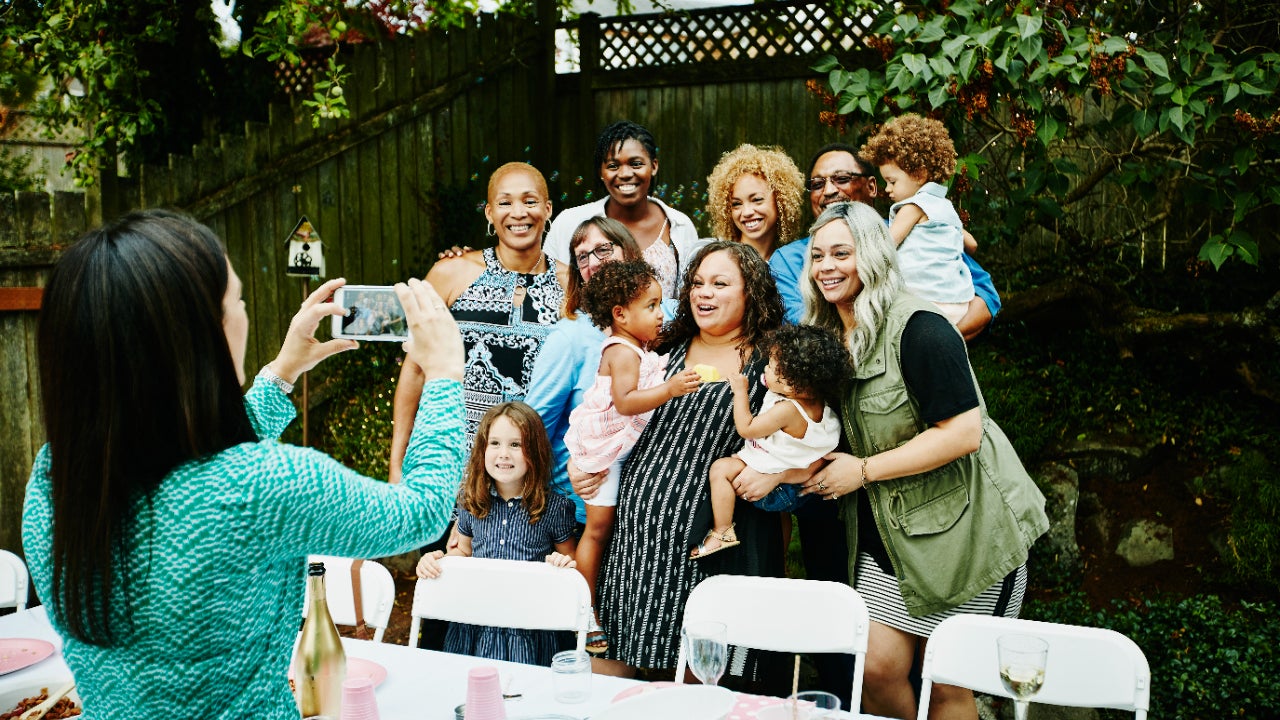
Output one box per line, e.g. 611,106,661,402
690,523,741,560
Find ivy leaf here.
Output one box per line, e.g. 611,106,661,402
1233,147,1255,176
1133,108,1156,136
1037,114,1060,147
928,83,949,109
941,35,970,59
1139,50,1170,80
903,53,928,76
1016,15,1042,40
812,54,841,73
897,14,920,34
1198,237,1233,270
1101,36,1130,54
917,17,948,44
957,48,977,81
1223,82,1240,104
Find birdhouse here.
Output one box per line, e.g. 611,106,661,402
285,216,325,278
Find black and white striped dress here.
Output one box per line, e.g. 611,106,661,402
597,341,785,670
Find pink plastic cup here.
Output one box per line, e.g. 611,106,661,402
464,666,507,720
340,676,380,720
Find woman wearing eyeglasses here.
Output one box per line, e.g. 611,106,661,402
524,216,680,655
703,144,806,262
544,120,706,299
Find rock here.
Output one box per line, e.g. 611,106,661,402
1115,519,1174,567
1033,462,1081,571
1046,433,1167,484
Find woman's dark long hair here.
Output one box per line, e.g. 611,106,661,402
660,241,784,358
38,209,257,644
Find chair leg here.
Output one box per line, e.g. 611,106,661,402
916,679,934,720
407,617,420,647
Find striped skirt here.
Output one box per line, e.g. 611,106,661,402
853,552,1026,637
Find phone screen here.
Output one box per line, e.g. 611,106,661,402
333,286,410,342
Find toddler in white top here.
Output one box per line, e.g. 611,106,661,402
693,324,853,559
862,114,975,325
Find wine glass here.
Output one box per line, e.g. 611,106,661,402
997,634,1049,720
681,620,728,686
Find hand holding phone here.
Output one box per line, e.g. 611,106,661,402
332,285,410,341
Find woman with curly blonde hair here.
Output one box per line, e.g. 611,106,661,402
705,143,805,261
861,114,974,325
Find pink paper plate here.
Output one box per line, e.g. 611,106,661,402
611,680,678,703
289,657,387,688
348,657,387,688
0,639,56,675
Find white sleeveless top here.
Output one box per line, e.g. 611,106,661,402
736,389,841,474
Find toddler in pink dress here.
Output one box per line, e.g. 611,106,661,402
563,260,702,651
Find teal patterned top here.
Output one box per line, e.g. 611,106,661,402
22,376,465,719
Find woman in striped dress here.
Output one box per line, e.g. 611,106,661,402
798,202,1049,720
588,241,788,676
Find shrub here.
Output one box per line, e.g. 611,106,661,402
1024,593,1280,718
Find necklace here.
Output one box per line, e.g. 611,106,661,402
496,246,545,274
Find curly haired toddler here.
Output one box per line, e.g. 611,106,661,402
862,114,975,324
692,324,852,559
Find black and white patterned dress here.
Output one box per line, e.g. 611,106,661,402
597,341,785,670
451,247,564,444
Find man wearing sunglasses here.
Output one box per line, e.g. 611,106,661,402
769,142,1002,341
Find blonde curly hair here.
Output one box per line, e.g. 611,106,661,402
705,144,806,249
860,114,957,184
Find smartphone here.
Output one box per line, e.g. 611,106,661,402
332,285,410,342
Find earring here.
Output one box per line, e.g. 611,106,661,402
486,222,495,237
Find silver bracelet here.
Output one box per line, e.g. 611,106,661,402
258,365,294,395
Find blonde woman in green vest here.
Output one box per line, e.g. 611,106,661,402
797,201,1049,720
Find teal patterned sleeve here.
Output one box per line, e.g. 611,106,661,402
244,375,296,441
246,378,466,558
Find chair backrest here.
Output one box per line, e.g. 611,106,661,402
304,556,397,643
675,575,870,714
408,556,590,651
918,614,1151,720
0,549,29,612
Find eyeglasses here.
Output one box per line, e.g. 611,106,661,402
574,243,616,268
807,173,875,192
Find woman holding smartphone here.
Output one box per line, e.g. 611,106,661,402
23,208,465,718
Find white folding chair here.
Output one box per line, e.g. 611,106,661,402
918,614,1151,720
408,556,590,651
304,555,397,643
675,574,870,715
0,549,29,613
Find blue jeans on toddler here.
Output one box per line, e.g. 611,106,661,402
752,482,812,513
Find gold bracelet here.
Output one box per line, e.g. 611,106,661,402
860,456,870,489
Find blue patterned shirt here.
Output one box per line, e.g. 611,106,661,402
22,377,465,719
456,488,576,561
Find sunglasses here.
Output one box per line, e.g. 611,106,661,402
574,243,617,268
807,173,875,192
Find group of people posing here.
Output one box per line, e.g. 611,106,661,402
392,118,1048,720
22,116,1047,720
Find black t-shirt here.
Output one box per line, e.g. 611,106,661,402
857,311,980,574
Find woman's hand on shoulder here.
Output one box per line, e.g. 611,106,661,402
271,278,359,383
416,549,447,579
545,552,577,569
396,278,465,383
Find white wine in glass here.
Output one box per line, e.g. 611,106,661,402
682,620,728,686
997,634,1049,720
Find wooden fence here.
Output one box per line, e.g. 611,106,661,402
0,1,874,556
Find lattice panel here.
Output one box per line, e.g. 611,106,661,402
594,2,877,71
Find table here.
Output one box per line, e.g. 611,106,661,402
1,608,881,719
0,606,643,719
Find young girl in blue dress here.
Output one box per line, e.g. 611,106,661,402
416,401,579,665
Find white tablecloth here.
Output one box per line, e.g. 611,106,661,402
0,606,640,719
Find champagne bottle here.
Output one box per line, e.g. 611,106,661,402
292,561,347,718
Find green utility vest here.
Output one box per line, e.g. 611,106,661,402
840,292,1050,617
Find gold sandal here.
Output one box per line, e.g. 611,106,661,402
690,523,741,560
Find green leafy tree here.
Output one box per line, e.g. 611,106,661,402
0,0,595,183
814,0,1280,269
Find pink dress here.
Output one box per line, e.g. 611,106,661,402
564,336,668,507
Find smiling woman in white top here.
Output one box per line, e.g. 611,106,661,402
544,120,706,299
